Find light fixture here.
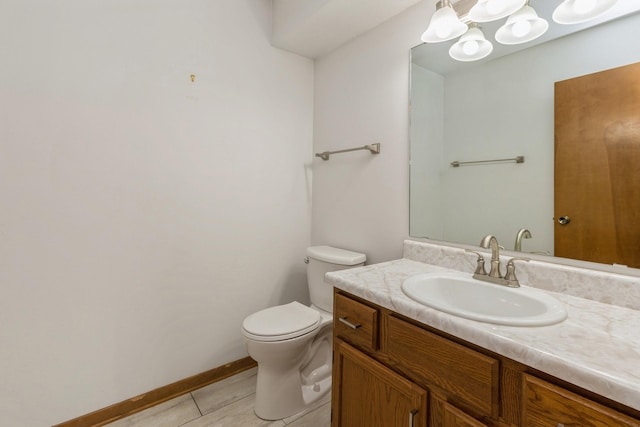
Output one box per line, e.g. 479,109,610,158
421,0,622,62
469,0,527,22
495,2,549,44
449,24,494,62
553,0,618,24
422,0,468,43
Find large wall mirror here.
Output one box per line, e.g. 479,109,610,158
409,2,640,269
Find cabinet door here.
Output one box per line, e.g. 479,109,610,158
432,396,489,427
333,340,427,427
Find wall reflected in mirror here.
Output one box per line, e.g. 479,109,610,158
409,5,640,267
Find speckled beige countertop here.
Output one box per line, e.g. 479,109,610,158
326,253,640,411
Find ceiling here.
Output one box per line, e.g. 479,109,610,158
271,0,425,58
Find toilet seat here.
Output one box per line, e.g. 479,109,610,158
243,301,321,342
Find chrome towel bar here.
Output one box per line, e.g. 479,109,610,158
315,143,380,161
450,155,524,167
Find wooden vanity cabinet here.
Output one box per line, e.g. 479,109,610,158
332,290,493,427
332,289,640,427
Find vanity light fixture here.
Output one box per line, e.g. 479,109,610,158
449,24,494,61
495,2,549,44
422,0,621,62
552,0,618,24
468,0,526,22
422,0,468,43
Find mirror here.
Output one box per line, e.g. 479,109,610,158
409,2,640,267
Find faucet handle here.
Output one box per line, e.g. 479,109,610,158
465,250,487,276
504,257,530,285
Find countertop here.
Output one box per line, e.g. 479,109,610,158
326,258,640,411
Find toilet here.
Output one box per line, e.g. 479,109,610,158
242,245,366,420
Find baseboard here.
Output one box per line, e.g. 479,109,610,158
53,356,257,427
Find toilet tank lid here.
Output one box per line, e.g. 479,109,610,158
307,246,366,266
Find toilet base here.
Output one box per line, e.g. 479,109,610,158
254,364,331,420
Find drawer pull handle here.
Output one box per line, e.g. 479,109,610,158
409,409,417,427
338,317,361,329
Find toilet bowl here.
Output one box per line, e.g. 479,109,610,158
242,246,366,420
243,303,332,420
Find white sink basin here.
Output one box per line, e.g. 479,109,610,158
401,272,567,326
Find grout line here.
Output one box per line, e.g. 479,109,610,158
189,392,204,417
176,394,204,427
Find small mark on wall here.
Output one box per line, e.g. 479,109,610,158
186,73,200,101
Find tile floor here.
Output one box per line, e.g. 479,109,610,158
106,368,331,427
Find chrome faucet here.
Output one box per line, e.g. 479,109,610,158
466,234,530,287
479,234,502,278
514,228,532,252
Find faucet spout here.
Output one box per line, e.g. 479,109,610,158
479,235,502,278
514,228,532,252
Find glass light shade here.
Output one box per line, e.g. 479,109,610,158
495,5,549,45
421,1,467,43
553,0,618,24
468,0,527,22
449,26,494,62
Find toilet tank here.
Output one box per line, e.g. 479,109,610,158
306,246,366,313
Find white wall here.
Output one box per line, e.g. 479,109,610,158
0,1,313,425
312,2,434,263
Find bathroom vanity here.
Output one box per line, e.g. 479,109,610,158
328,241,640,427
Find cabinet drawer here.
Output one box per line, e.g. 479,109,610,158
385,315,499,418
523,374,640,427
334,293,378,351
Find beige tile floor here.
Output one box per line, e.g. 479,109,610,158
106,368,331,427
